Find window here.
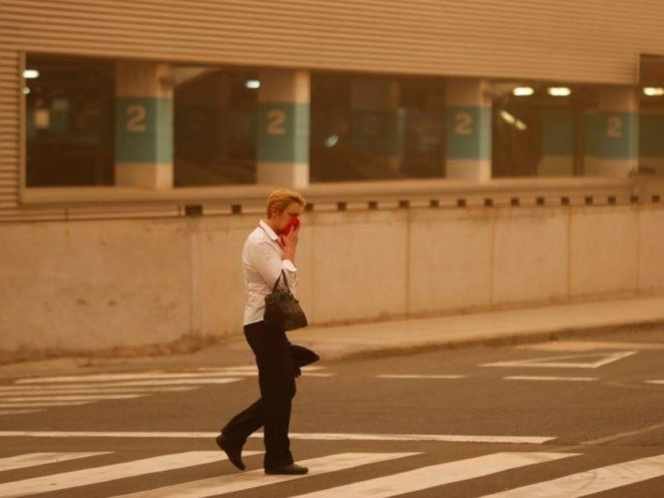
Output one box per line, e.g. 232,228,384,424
310,73,446,182
25,55,115,186
639,55,664,176
24,54,624,191
491,82,589,178
174,68,258,186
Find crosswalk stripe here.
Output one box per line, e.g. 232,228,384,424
13,372,329,383
111,452,418,498
15,373,254,384
288,452,577,498
0,431,219,438
197,366,326,372
0,452,110,472
0,386,196,394
0,402,91,408
646,380,664,385
0,410,41,416
0,451,261,498
377,374,467,379
0,431,556,444
504,376,598,382
250,433,556,444
1,394,144,402
8,378,243,388
480,453,664,497
207,373,335,378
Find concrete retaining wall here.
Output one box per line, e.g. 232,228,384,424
2,204,664,353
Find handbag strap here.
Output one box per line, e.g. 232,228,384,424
272,270,291,292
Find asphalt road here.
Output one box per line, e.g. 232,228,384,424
1,329,664,497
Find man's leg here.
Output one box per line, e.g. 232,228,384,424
216,323,266,470
256,326,297,470
220,398,263,446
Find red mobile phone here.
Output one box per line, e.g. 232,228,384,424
283,216,300,235
281,216,300,235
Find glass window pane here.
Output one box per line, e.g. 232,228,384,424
491,82,586,177
25,55,115,187
310,73,445,182
174,67,258,186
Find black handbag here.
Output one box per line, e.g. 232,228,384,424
264,270,308,331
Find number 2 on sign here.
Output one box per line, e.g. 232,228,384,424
127,105,147,133
455,111,473,135
267,110,286,135
607,116,623,139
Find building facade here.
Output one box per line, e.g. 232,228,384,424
2,1,664,356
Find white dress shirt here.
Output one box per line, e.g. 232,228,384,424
242,220,298,326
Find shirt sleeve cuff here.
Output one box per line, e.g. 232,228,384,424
282,259,297,272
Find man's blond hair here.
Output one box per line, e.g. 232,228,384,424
267,189,305,218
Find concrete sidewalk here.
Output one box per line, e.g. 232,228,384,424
2,295,664,380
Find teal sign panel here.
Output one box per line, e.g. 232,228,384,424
585,112,637,159
115,97,173,164
446,106,491,160
257,102,309,163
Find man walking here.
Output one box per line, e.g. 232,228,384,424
216,189,308,475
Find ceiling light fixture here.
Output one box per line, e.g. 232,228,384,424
644,87,664,97
23,69,40,79
513,87,534,97
548,87,571,97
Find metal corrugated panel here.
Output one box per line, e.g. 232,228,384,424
0,0,661,221
0,208,67,223
1,0,662,83
0,44,19,212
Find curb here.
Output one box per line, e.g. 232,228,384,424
310,319,664,364
1,319,662,379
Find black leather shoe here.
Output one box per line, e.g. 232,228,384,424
216,434,245,471
265,463,309,475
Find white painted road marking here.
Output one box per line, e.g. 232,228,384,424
0,402,91,408
0,452,109,472
112,452,418,498
0,410,41,416
0,386,198,413
0,451,261,498
171,371,336,378
376,374,467,379
504,376,598,382
12,378,244,387
482,351,636,369
15,373,248,384
0,431,556,444
288,452,577,498
296,373,336,377
263,433,555,444
0,386,196,394
480,453,664,497
1,394,144,402
520,341,664,352
646,380,664,385
197,365,327,372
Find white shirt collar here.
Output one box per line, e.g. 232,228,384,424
259,220,279,241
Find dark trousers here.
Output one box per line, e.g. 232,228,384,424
221,320,296,470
